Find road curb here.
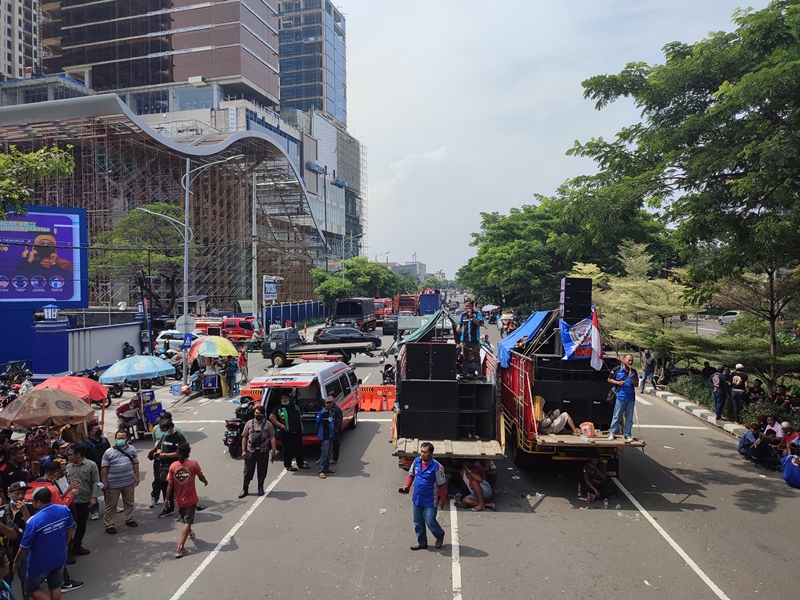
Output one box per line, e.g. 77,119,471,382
649,389,747,437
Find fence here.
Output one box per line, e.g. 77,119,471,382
263,301,328,326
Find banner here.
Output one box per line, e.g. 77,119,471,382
560,316,593,360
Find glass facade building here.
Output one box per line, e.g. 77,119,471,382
44,0,280,108
278,0,346,125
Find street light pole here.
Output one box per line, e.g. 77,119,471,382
252,171,258,322
323,166,328,272
183,157,191,382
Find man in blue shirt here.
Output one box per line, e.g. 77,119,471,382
14,486,75,600
316,397,336,479
781,455,800,489
456,299,483,374
400,443,447,551
607,354,639,442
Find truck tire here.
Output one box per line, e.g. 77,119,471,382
271,352,287,367
348,406,358,429
508,427,530,468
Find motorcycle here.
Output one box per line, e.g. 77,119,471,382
223,399,256,458
381,363,396,385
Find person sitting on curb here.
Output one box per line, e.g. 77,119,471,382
454,461,495,512
778,422,798,456
738,423,759,458
749,430,781,470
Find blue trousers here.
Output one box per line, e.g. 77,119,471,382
609,399,635,438
639,370,656,391
412,503,444,546
714,392,726,419
319,439,332,474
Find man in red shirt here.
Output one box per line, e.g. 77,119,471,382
778,422,798,455
165,443,208,558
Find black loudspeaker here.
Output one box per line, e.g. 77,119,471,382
561,277,592,293
560,304,592,320
593,400,614,429
560,289,593,304
431,361,456,380
400,380,457,411
406,343,430,362
533,380,562,405
399,411,457,440
431,343,456,364
406,361,430,380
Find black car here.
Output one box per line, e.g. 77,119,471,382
314,326,382,348
382,314,398,335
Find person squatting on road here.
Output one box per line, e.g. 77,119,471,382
165,443,207,559
583,451,618,501
607,354,639,442
400,443,447,551
316,396,336,479
239,406,277,497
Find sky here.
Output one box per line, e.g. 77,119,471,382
342,0,770,279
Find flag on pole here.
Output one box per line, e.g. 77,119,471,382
590,305,603,371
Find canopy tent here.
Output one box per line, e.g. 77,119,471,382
397,309,460,346
496,310,554,368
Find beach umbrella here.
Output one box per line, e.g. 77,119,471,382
34,376,108,403
99,355,175,384
0,388,93,429
187,335,238,362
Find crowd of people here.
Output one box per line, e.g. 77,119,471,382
187,347,248,397
737,413,799,480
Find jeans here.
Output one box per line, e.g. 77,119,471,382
639,370,656,391
713,392,726,419
731,391,745,423
412,503,445,546
609,400,635,438
319,439,332,473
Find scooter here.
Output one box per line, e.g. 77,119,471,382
381,363,396,385
223,399,255,458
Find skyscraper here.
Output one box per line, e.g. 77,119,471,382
278,0,346,125
1,0,40,81
43,0,280,112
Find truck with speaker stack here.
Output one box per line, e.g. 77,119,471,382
498,278,644,475
392,309,504,467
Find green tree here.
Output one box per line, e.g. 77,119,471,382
341,256,396,298
0,145,75,219
91,203,190,314
569,0,800,374
420,275,441,291
395,270,421,294
315,277,355,307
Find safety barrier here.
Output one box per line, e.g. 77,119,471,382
359,385,396,411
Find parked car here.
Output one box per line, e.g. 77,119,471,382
313,326,382,348
718,310,740,325
153,330,206,353
382,314,398,336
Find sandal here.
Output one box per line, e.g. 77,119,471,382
454,501,467,509
319,473,327,479
298,464,311,470
175,549,192,559
286,466,298,472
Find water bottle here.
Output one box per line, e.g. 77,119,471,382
635,513,640,521
603,498,608,509
577,483,581,498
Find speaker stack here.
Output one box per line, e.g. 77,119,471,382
398,342,494,441
559,277,592,324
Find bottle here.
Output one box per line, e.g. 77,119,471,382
635,513,640,521
603,498,608,509
577,483,581,498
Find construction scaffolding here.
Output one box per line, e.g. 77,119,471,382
0,94,325,311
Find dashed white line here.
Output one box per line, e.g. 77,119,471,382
636,397,653,406
612,477,731,600
449,500,462,600
169,468,288,600
636,424,707,430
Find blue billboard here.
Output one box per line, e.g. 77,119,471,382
0,205,88,308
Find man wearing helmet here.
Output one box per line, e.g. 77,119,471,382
729,363,748,425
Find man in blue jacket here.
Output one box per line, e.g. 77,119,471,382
607,354,639,442
708,365,729,420
316,397,336,479
399,442,447,551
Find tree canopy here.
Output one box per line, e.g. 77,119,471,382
0,145,75,219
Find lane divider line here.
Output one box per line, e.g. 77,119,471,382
635,425,707,430
636,397,653,406
612,477,731,600
169,468,288,600
449,499,462,600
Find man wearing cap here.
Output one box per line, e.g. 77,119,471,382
1,481,32,594
115,397,144,436
14,486,75,600
708,366,729,421
729,364,748,424
315,397,336,479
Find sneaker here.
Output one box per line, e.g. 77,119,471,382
61,580,85,593
157,509,174,519
73,546,91,556
330,460,338,464
66,552,76,565
625,436,634,442
607,433,615,440
149,497,158,508
116,506,124,513
89,512,99,520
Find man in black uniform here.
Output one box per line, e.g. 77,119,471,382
0,444,29,496
269,393,309,471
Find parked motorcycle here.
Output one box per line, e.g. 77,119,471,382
223,399,256,458
381,363,396,385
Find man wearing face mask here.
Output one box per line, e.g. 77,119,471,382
270,393,309,472
239,407,277,498
100,431,139,534
81,424,110,521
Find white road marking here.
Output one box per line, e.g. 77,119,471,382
636,397,652,405
357,417,392,422
362,373,370,383
449,500,462,600
636,424,707,430
174,420,226,424
169,468,288,600
612,477,731,600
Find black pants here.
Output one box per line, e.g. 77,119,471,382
152,459,175,507
282,432,305,468
332,435,341,462
243,451,269,486
72,502,90,549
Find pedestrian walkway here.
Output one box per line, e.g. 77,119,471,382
641,388,747,437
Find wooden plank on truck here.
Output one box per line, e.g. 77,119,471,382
394,438,504,459
535,433,646,449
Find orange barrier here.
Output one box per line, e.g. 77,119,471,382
359,385,396,412
239,387,263,403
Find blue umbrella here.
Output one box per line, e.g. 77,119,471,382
99,355,175,384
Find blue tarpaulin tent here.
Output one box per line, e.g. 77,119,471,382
496,310,553,368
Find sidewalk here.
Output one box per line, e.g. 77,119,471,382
643,388,747,437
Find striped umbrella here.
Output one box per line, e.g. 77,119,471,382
187,335,238,362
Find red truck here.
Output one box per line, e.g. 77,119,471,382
374,298,393,325
393,293,419,315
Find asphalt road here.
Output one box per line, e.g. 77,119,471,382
66,323,796,600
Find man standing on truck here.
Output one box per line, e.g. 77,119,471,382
607,354,639,442
456,299,483,368
270,393,310,472
399,443,447,551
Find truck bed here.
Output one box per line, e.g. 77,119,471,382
394,437,504,459
290,341,375,353
534,433,646,449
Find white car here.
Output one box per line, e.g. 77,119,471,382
718,311,740,325
153,330,205,353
